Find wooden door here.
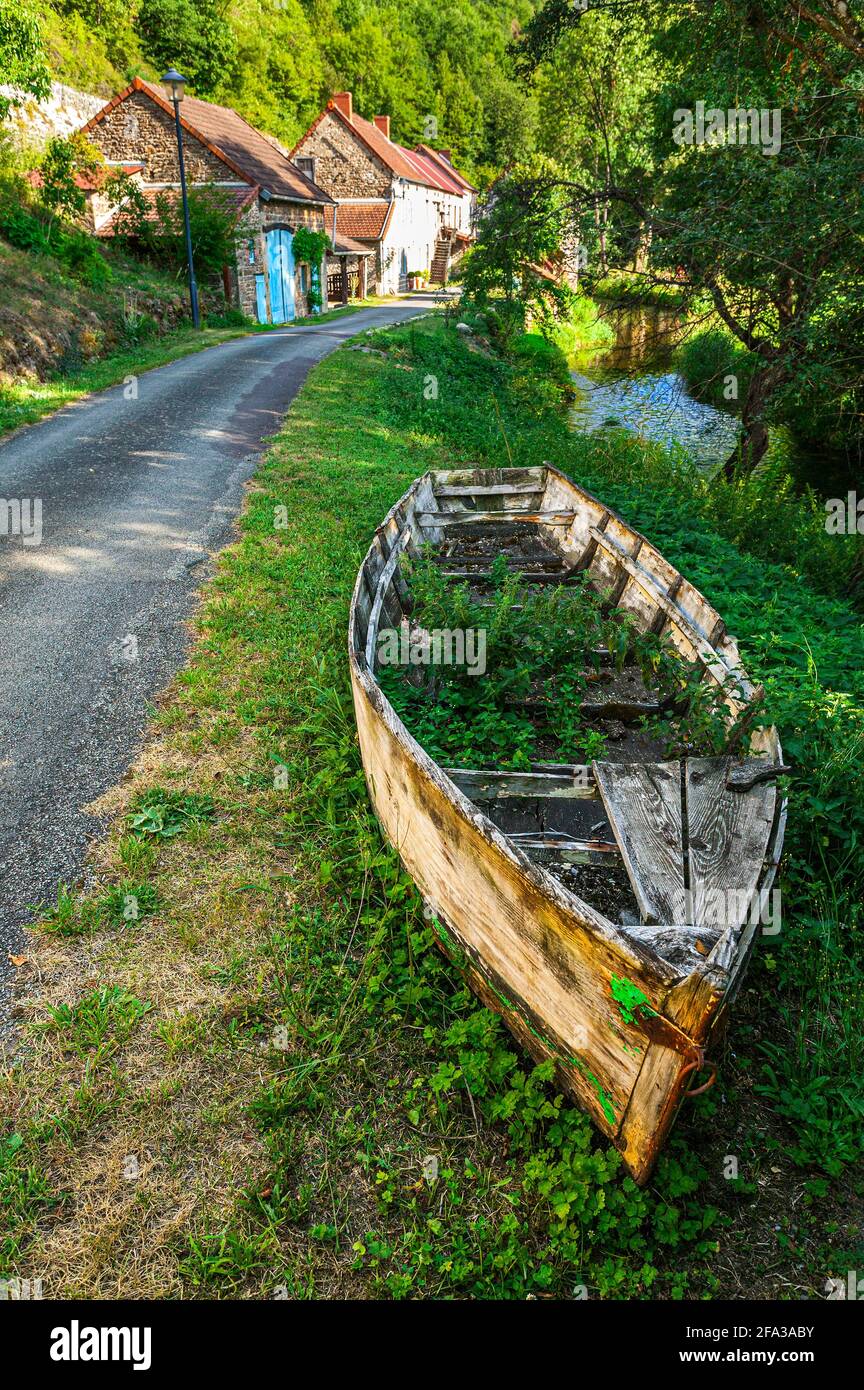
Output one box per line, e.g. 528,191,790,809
265,228,295,323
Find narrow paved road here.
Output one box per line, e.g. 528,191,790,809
0,296,432,1038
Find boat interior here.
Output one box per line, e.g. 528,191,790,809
353,464,787,976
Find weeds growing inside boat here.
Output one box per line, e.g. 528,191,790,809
378,549,745,769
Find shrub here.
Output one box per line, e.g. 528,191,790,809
204,306,248,328
0,200,50,254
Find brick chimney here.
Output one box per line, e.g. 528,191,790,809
330,91,352,121
373,114,391,139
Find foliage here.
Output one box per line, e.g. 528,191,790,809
514,0,864,474
291,226,329,268
380,550,736,767
0,0,50,118
136,0,237,97
292,225,330,311
38,133,103,222
0,177,111,287
127,788,215,839
462,158,576,329
108,178,241,284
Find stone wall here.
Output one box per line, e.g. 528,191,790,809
88,92,233,184
0,82,104,149
235,199,327,321
293,112,391,199
86,93,327,322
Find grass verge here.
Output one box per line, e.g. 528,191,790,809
0,327,249,437
0,297,413,438
1,313,861,1299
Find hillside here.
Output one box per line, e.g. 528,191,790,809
23,0,540,184
0,237,202,382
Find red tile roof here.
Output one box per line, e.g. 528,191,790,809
83,79,332,206
404,148,465,195
26,163,143,192
414,144,477,194
324,206,375,254
330,201,393,241
298,99,473,195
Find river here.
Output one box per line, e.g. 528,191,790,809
568,303,844,496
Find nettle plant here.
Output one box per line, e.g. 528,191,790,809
378,550,738,767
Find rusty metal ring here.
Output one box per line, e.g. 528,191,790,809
680,1057,718,1098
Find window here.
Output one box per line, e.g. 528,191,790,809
247,240,255,265
297,156,316,183
299,264,309,293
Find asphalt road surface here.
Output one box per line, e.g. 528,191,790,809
0,295,433,1041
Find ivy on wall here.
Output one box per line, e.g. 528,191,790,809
292,226,331,311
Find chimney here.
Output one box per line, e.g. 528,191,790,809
373,114,391,139
330,91,352,122
438,149,452,163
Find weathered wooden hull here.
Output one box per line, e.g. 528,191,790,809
348,466,785,1182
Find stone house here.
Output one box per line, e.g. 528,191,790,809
78,78,340,322
292,93,476,294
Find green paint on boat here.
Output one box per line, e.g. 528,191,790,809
611,974,658,1026
572,1055,617,1125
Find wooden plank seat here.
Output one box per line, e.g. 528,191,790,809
593,757,777,932
445,767,597,801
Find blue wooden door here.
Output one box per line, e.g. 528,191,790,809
254,273,268,324
266,228,295,323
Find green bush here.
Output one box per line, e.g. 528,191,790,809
53,227,112,288
204,306,248,328
676,327,755,409
0,201,50,254
0,176,111,287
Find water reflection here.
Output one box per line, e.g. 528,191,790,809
569,302,853,496
570,366,740,471
569,304,740,473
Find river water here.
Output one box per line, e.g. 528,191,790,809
568,304,740,473
568,303,841,495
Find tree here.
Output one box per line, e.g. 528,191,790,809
39,133,104,223
462,159,575,338
136,0,238,97
513,0,864,475
0,0,50,118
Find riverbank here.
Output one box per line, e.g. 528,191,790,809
1,314,861,1299
674,325,861,496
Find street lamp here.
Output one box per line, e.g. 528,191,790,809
161,67,200,329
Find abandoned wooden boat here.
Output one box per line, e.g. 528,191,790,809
348,465,786,1183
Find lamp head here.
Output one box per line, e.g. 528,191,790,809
161,68,187,103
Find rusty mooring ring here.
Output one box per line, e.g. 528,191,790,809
680,1055,718,1098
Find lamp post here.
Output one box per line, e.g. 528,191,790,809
161,67,200,329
